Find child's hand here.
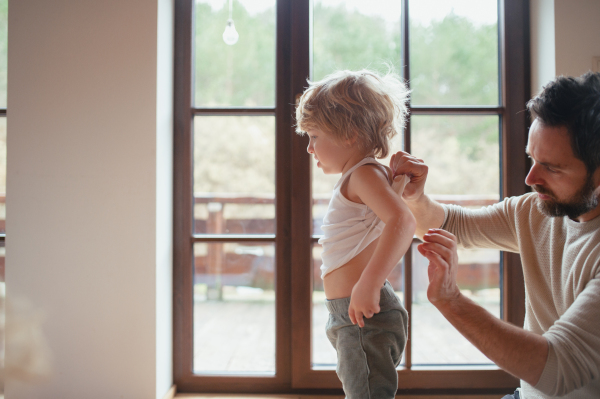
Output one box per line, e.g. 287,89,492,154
348,280,381,328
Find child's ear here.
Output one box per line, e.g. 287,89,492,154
345,132,358,146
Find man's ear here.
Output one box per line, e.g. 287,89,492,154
593,166,600,190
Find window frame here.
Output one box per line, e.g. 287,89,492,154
174,0,530,394
0,108,5,257
173,0,293,392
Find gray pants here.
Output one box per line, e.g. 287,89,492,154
325,281,408,399
502,389,520,399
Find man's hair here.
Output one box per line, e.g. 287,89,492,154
527,72,600,174
295,69,410,159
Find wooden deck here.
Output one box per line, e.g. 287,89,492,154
193,290,499,373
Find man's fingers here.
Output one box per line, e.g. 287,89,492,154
418,244,449,270
425,228,457,242
389,151,426,177
419,241,455,262
394,159,427,178
423,230,457,250
390,150,411,171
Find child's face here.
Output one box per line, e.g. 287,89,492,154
306,128,359,175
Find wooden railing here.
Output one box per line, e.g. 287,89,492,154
193,194,500,297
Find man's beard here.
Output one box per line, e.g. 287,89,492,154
532,175,599,219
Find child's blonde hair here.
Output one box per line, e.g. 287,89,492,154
295,69,410,158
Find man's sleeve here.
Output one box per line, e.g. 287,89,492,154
441,197,520,253
535,270,600,396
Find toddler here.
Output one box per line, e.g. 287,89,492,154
296,69,416,399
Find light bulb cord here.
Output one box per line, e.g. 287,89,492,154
228,0,233,20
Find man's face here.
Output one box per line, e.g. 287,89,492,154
525,119,600,222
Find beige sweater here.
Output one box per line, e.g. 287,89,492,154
442,193,600,398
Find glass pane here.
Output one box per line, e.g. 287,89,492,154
0,244,4,385
411,242,500,365
0,0,6,108
194,242,275,374
0,244,3,283
312,0,402,81
194,116,275,234
411,115,500,200
409,0,499,106
194,0,276,107
311,243,336,368
410,114,500,364
0,118,5,234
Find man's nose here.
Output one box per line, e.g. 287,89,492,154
525,163,542,187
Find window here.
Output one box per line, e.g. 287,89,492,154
175,0,529,393
0,0,7,378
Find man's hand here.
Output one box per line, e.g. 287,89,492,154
416,230,548,386
348,279,381,328
389,151,428,202
417,228,461,306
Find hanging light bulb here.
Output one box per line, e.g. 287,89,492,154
222,0,239,45
223,19,239,45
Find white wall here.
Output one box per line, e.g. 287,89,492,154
531,0,600,94
529,0,556,96
6,1,173,398
555,0,600,78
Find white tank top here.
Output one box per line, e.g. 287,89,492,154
318,157,392,278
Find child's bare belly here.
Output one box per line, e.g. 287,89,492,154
323,239,379,300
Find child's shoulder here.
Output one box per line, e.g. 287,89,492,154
352,161,392,184
342,161,392,204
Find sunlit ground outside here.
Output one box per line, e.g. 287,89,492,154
191,243,499,373
194,284,275,374
193,242,276,374
192,279,498,373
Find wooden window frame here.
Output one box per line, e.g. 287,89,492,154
0,108,5,248
174,0,530,394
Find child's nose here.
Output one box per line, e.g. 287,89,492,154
307,142,313,154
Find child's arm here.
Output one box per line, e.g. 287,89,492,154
345,165,416,327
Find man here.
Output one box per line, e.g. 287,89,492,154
391,72,600,398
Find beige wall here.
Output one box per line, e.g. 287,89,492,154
6,1,173,398
530,0,556,96
531,0,600,94
555,0,600,77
